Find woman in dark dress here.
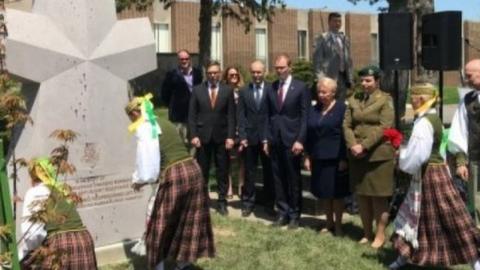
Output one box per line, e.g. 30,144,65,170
305,77,349,236
223,66,245,198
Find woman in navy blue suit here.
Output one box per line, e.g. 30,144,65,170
305,77,349,235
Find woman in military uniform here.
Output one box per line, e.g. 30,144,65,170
343,66,395,249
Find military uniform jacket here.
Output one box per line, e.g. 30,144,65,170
343,89,395,162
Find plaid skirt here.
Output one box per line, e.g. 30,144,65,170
145,158,215,268
392,164,480,266
21,229,97,270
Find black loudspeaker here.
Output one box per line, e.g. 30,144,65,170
379,13,413,70
422,11,462,71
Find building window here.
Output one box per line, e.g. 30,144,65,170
298,30,308,60
211,24,223,64
153,23,170,53
255,28,268,67
371,33,379,65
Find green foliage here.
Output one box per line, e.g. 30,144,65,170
264,72,278,83
291,59,316,89
442,86,460,105
236,65,252,85
0,74,30,152
115,0,155,12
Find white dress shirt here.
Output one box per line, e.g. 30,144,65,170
278,75,292,103
448,90,480,155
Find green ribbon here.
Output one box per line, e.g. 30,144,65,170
142,96,158,139
33,157,69,198
440,128,450,159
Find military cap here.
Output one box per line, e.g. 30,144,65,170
358,65,381,79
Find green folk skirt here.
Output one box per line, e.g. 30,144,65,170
349,158,394,197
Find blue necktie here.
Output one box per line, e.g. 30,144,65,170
254,85,261,108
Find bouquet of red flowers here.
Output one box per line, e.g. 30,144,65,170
383,128,403,149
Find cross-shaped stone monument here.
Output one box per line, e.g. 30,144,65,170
6,0,157,252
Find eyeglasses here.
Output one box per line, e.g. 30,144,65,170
228,73,239,78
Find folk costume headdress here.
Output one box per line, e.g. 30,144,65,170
126,93,160,138
410,83,438,116
28,157,70,197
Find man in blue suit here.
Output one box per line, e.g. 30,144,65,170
238,60,274,217
264,54,310,229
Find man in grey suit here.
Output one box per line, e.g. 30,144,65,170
313,12,353,101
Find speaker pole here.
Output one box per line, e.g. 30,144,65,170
394,69,400,129
439,70,444,121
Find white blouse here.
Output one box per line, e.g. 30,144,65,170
132,120,161,184
399,111,437,175
18,184,50,260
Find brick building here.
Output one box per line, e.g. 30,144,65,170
8,0,480,86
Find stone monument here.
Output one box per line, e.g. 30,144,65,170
5,0,157,256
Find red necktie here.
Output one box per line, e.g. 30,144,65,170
277,81,284,108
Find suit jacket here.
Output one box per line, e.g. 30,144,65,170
343,89,395,162
237,82,271,145
161,67,203,123
265,78,310,147
312,31,353,84
188,82,235,144
306,102,347,160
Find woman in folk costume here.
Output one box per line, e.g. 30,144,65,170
126,94,162,256
125,97,215,270
390,83,480,270
19,158,97,270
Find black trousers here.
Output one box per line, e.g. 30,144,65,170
242,143,274,209
271,143,302,220
195,141,229,203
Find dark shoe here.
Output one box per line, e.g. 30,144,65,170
217,203,229,216
272,216,289,227
264,204,276,217
287,219,300,230
241,207,253,217
346,205,359,215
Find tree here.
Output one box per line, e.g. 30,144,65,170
116,0,286,68
348,0,435,120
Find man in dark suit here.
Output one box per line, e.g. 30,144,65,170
161,49,203,144
188,61,235,216
264,54,310,229
237,60,274,217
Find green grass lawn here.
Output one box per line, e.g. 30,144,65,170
100,213,470,270
443,86,460,105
